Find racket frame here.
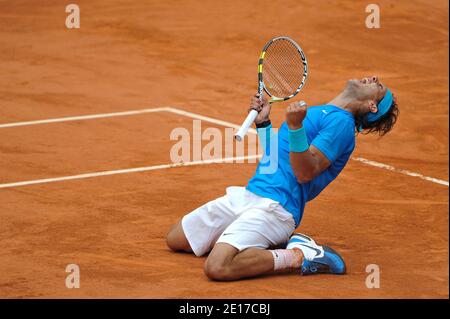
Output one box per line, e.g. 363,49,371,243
258,36,308,103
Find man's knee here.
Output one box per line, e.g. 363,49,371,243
204,243,239,281
165,227,178,250
166,220,192,252
204,258,233,281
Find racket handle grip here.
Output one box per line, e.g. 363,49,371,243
234,109,258,142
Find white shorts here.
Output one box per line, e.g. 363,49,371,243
181,186,296,256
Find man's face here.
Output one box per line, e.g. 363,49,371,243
346,76,388,113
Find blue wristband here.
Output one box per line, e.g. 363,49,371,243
288,126,309,152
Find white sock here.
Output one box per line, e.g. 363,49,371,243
270,249,302,271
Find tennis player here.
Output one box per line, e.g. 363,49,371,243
167,76,399,281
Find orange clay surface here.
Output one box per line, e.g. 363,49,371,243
0,0,448,298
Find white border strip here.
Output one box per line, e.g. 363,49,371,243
0,155,261,189
0,108,168,128
0,106,447,188
352,157,449,186
164,107,257,134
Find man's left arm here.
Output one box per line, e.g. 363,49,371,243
285,102,331,183
290,146,330,183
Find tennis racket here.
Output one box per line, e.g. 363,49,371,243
234,36,308,141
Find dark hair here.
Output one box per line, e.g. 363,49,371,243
355,96,399,136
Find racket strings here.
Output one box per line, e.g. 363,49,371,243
263,39,305,98
265,45,303,95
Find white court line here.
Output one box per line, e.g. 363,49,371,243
0,106,447,188
352,157,449,186
0,108,168,128
164,107,257,134
0,155,261,189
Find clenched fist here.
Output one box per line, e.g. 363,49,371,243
286,101,307,130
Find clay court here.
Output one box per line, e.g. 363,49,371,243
0,0,448,298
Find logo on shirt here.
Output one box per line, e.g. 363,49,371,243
322,110,328,115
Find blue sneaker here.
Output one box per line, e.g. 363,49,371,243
301,245,346,275
286,233,346,275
